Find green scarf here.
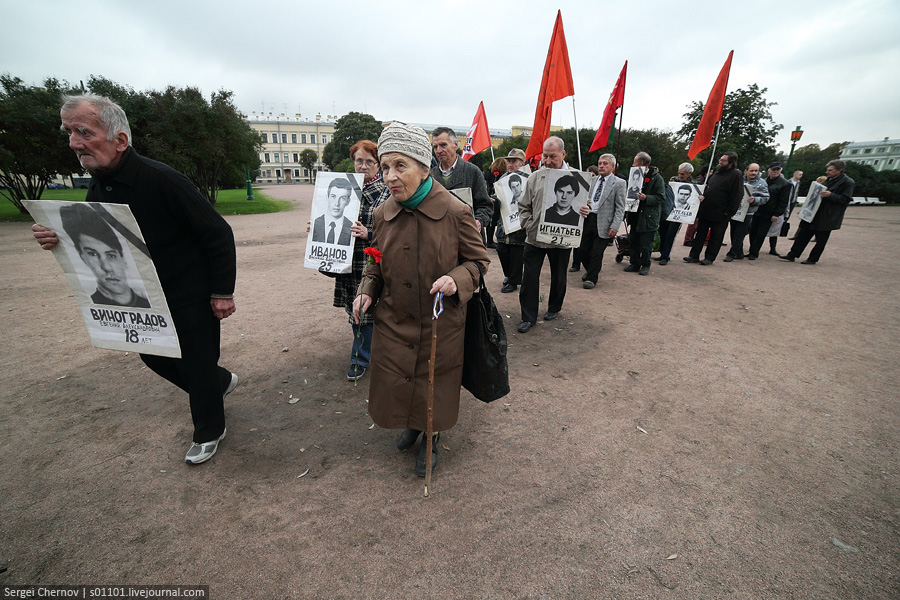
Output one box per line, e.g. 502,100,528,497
398,176,432,210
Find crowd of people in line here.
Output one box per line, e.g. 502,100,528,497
31,93,856,479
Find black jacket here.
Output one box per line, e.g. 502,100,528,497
697,166,743,222
759,175,791,218
811,173,855,231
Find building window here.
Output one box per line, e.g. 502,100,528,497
874,160,879,165
301,134,307,144
850,149,859,155
322,134,328,143
264,152,270,162
876,147,885,153
291,133,297,143
261,133,268,143
293,169,300,177
310,134,316,144
889,159,895,165
276,169,281,178
279,133,286,144
265,170,271,177
293,153,299,162
864,148,872,154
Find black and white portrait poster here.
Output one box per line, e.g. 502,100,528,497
732,184,754,223
624,167,645,213
493,171,529,234
535,169,590,248
448,187,473,209
666,182,704,224
23,200,180,358
798,181,825,223
304,172,364,274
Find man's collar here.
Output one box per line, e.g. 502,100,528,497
439,156,459,176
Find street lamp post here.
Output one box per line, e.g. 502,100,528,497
785,126,804,174
245,167,255,201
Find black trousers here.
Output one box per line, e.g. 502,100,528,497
726,217,752,258
497,242,524,286
519,243,571,323
659,219,681,260
580,213,612,283
748,212,776,257
628,230,655,268
689,218,729,261
788,221,832,262
140,301,231,443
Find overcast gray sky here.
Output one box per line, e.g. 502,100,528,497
4,0,899,156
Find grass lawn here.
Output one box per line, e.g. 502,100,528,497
0,188,290,222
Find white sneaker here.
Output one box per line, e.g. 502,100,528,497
224,372,238,398
184,429,226,465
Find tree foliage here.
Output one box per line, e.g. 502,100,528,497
678,84,783,170
299,149,318,181
0,75,82,213
321,111,383,169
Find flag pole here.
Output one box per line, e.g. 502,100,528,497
614,106,624,176
572,97,582,171
707,120,722,178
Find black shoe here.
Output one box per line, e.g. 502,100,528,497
788,236,797,240
415,434,439,477
517,321,533,333
639,265,650,276
500,283,517,293
583,281,595,289
683,256,699,263
723,255,734,262
347,364,367,381
397,428,422,450
543,311,558,321
502,277,509,285
779,254,795,262
747,254,758,260
768,250,780,256
568,266,580,272
658,258,669,265
801,259,817,265
623,265,639,272
699,258,713,265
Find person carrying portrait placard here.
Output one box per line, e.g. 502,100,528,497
656,163,696,266
622,152,665,276
724,163,769,262
305,173,364,274
747,162,790,260
684,152,743,265
493,150,530,294
32,93,238,466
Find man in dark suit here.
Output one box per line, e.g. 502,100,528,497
313,178,354,246
33,93,238,465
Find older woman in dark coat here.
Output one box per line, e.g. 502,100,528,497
353,122,490,477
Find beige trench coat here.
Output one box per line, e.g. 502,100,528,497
358,180,490,431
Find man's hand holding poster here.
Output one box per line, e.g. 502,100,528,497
798,181,825,223
493,170,529,234
304,172,364,274
24,200,180,358
667,182,704,224
535,169,590,248
625,166,645,213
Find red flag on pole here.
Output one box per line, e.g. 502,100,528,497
589,61,627,152
524,10,575,162
461,101,492,162
687,50,734,160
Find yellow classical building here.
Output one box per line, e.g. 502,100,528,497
246,112,336,183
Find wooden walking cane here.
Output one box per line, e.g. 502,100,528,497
425,292,444,497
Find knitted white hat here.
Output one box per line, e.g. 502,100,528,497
377,122,432,168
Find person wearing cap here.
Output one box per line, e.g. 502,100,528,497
353,122,490,478
430,126,493,234
495,150,529,293
780,160,854,264
504,148,527,172
747,162,791,260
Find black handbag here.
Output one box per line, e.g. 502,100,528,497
461,266,510,402
780,221,790,237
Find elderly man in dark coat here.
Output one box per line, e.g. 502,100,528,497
684,152,744,265
430,126,493,233
780,160,855,264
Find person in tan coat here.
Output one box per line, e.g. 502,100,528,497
353,122,490,477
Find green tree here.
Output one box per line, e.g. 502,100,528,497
0,75,82,213
321,111,383,169
787,142,847,187
299,149,318,182
678,84,783,169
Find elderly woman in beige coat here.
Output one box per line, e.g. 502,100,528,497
353,122,489,477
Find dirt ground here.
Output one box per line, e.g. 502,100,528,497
1,184,898,600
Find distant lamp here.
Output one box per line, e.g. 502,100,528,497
786,126,804,173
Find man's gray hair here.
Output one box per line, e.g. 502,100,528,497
598,153,617,167
635,152,651,166
678,162,694,174
544,136,565,152
826,159,846,172
61,93,132,146
431,126,457,142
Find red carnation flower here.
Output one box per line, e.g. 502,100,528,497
363,247,383,263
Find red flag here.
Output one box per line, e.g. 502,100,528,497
589,61,627,152
687,51,734,160
461,101,492,162
524,10,575,162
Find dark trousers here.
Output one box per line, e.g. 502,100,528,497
689,218,729,262
140,301,230,443
519,243,571,323
350,322,373,368
726,217,752,258
659,219,681,260
788,221,832,262
748,213,776,257
580,213,612,283
628,229,655,268
497,242,524,286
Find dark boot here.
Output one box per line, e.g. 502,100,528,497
396,428,422,450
